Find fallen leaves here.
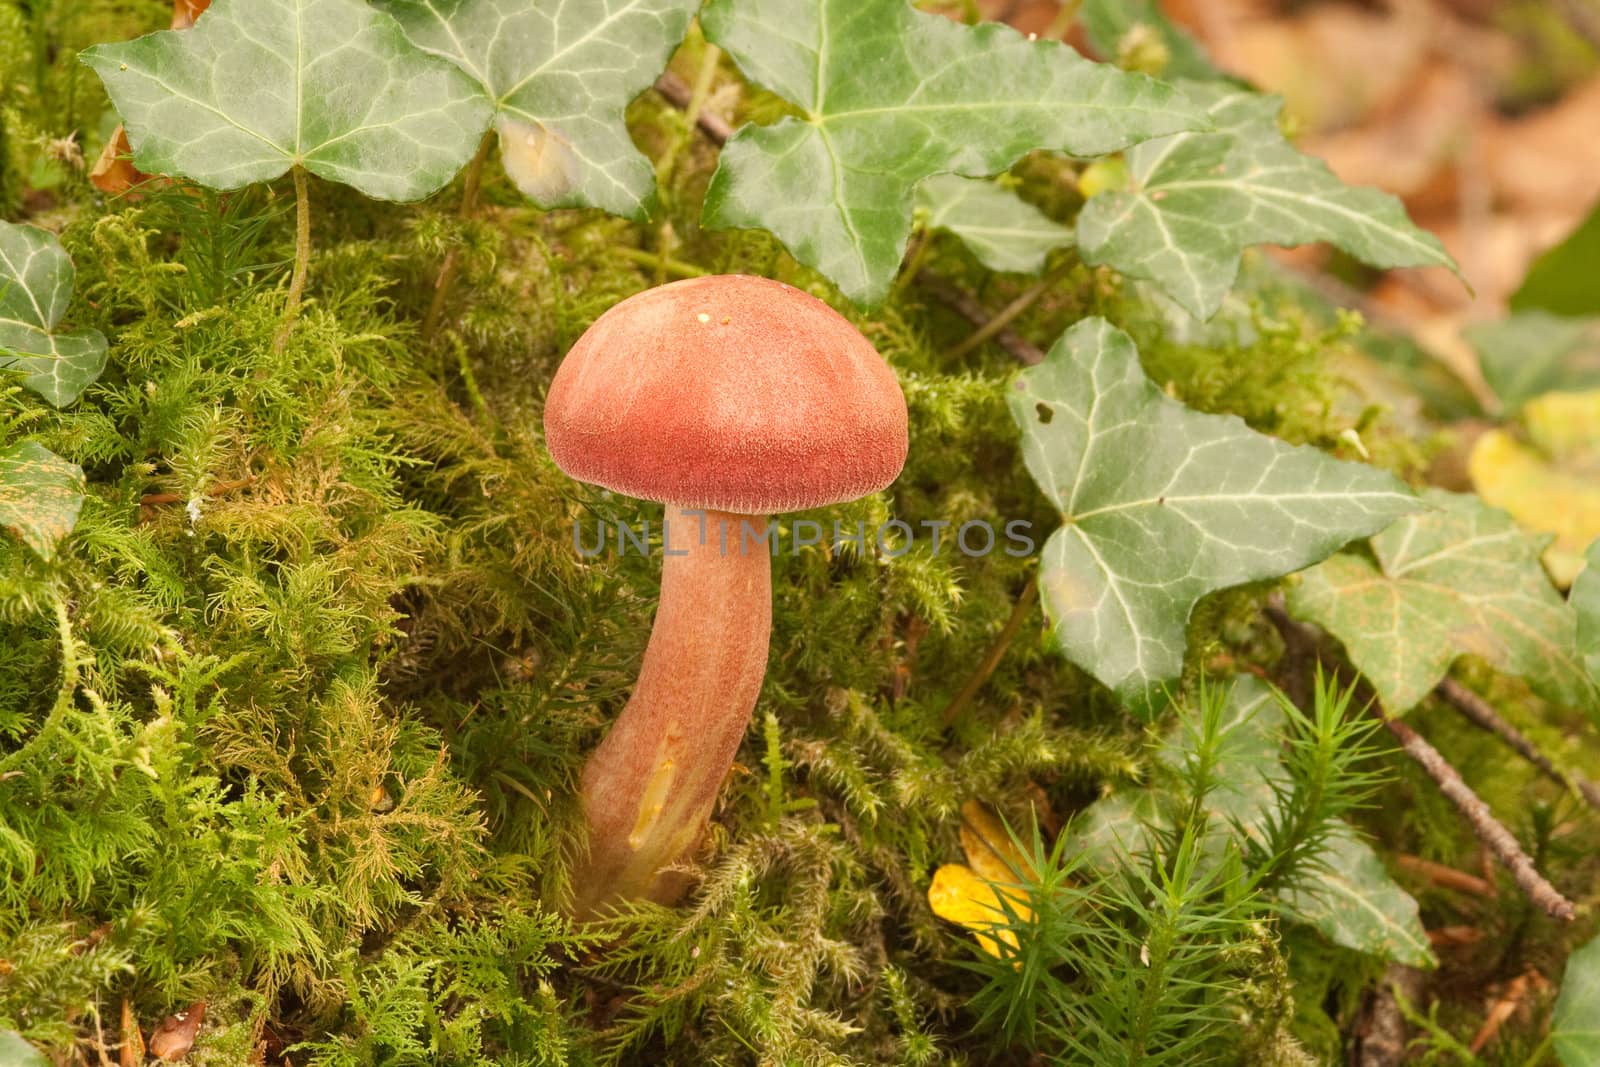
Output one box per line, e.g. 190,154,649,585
1469,390,1600,587
928,800,1034,958
89,0,211,198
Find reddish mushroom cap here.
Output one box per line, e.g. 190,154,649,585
543,275,908,514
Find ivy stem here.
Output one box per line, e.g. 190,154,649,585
0,599,80,774
1436,678,1600,810
422,129,496,342
941,577,1037,728
273,164,312,352
611,246,708,278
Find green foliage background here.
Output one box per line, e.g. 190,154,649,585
2,2,1599,1065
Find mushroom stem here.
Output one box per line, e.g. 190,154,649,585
572,505,771,918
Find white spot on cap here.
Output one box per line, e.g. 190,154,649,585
696,312,711,323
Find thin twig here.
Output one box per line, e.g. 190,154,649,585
1382,715,1574,921
915,271,1044,365
1436,678,1600,811
1263,596,1576,922
423,129,496,342
654,71,733,145
941,578,1039,728
1394,854,1496,897
139,476,255,508
272,164,312,352
944,271,1059,360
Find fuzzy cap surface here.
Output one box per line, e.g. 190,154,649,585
544,275,908,514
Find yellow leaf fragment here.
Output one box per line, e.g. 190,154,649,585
958,799,1034,885
928,863,1024,958
1470,408,1600,588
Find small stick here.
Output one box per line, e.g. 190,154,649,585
1264,597,1576,921
655,71,733,145
1382,714,1575,921
945,271,1058,360
916,271,1044,365
1394,854,1495,897
139,476,256,508
942,578,1038,727
1436,678,1600,810
1468,970,1546,1054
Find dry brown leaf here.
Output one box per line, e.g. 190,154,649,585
1484,78,1600,215
90,0,212,198
1307,62,1480,210
171,0,211,30
1225,3,1428,129
147,1001,205,1063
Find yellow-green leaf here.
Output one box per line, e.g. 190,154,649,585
0,441,86,559
1288,489,1597,714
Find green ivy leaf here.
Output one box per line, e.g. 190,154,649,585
914,175,1074,275
700,0,1206,305
1072,676,1284,866
1070,676,1433,966
377,0,698,219
1277,827,1434,968
81,0,493,201
1079,0,1223,82
1513,202,1600,318
0,221,107,408
1288,489,1597,714
0,1032,49,1067
1465,311,1600,413
1010,318,1418,715
0,440,86,560
1576,541,1600,684
1076,81,1456,321
1555,934,1600,1067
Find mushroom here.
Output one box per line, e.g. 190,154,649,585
543,274,908,916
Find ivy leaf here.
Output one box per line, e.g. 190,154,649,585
81,0,493,202
1079,0,1224,82
377,0,698,219
0,441,86,560
1076,81,1456,321
1466,311,1600,412
1575,541,1600,685
1072,676,1285,865
1513,201,1600,318
1555,935,1600,1067
1010,318,1418,715
0,222,107,408
0,1032,49,1067
1288,489,1598,714
915,175,1074,275
699,0,1206,305
1277,827,1434,968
